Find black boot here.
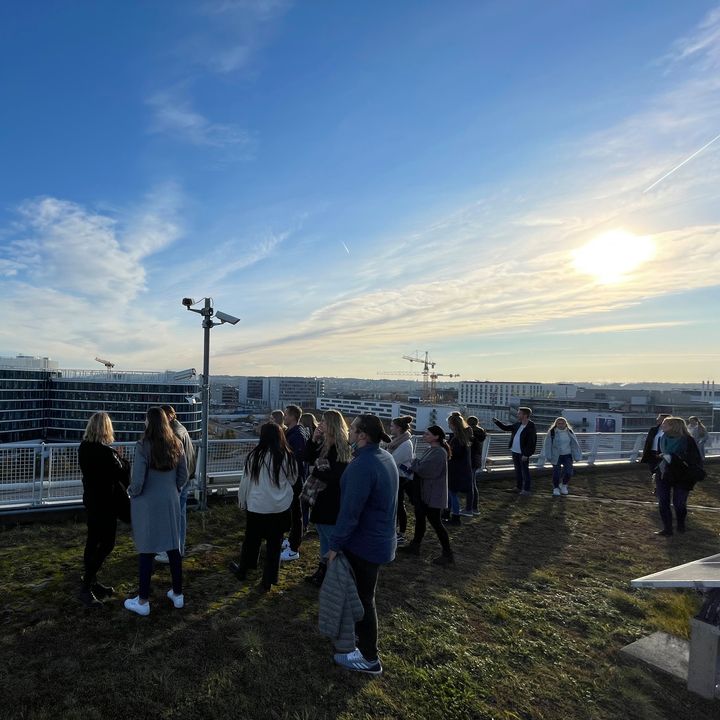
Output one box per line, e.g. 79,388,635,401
433,551,454,566
79,584,103,608
91,581,115,599
448,515,462,526
304,562,327,587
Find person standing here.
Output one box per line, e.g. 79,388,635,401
232,422,298,590
77,411,129,607
303,410,351,586
328,414,398,676
125,407,188,616
281,404,310,561
655,417,704,536
542,417,582,496
387,415,414,544
493,407,537,495
687,416,709,460
399,425,453,564
466,416,486,516
154,405,196,563
640,413,672,477
447,413,473,522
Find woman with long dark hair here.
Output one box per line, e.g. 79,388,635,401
398,425,454,565
124,407,188,616
78,411,129,607
232,422,299,590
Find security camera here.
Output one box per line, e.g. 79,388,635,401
215,310,240,325
182,298,196,307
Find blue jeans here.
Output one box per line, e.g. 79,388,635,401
179,484,190,555
552,455,574,487
512,452,532,492
449,491,460,515
315,522,335,560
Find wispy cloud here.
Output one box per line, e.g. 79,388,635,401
550,321,697,336
147,91,253,151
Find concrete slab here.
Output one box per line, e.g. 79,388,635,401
620,632,690,683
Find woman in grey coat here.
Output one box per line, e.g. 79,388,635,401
398,425,454,565
125,407,188,616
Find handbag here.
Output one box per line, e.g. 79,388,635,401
300,474,327,507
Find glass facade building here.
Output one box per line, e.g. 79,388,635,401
0,367,201,443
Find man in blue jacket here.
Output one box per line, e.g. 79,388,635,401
493,407,537,495
327,414,398,675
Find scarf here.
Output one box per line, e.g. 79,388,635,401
386,430,412,454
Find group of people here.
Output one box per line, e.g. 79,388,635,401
78,405,196,614
78,401,710,676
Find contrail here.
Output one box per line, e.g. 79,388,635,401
341,241,351,255
644,132,720,193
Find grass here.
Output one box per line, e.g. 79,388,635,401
1,462,719,720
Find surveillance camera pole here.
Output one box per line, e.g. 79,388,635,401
184,296,239,511
199,298,213,511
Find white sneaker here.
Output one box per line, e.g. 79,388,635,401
560,484,569,495
124,595,150,616
281,538,290,551
280,548,300,562
552,488,561,497
167,589,184,609
155,552,169,564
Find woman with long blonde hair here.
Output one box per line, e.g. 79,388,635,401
447,413,473,524
303,409,352,586
124,407,188,616
655,416,704,536
542,417,582,497
78,411,129,607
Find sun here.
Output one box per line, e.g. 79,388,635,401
572,229,655,284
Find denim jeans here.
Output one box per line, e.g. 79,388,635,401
511,452,532,492
448,491,460,515
315,522,334,560
552,455,574,488
655,474,690,532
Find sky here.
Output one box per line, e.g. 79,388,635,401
1,0,719,383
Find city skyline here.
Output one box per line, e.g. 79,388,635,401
1,2,719,382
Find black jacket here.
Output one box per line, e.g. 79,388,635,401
306,440,348,526
78,441,128,514
492,419,537,456
640,425,662,464
448,437,473,493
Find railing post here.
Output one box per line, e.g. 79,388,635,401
587,434,600,465
34,443,45,507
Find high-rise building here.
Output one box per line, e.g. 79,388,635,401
237,376,325,410
0,358,201,443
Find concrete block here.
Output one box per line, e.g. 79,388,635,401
620,632,689,683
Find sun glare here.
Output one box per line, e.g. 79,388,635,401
572,229,655,284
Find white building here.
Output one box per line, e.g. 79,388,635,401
238,376,325,410
459,381,545,406
0,354,59,370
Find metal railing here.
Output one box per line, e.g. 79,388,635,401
1,432,717,512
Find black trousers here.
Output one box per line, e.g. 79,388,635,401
344,549,380,662
83,511,117,586
239,509,291,587
396,479,411,534
412,502,452,554
288,480,304,552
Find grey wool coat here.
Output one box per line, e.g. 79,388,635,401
129,441,188,554
410,446,449,509
318,553,364,652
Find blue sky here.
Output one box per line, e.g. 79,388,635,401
1,1,719,382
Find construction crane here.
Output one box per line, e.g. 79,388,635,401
402,352,436,401
94,356,115,372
